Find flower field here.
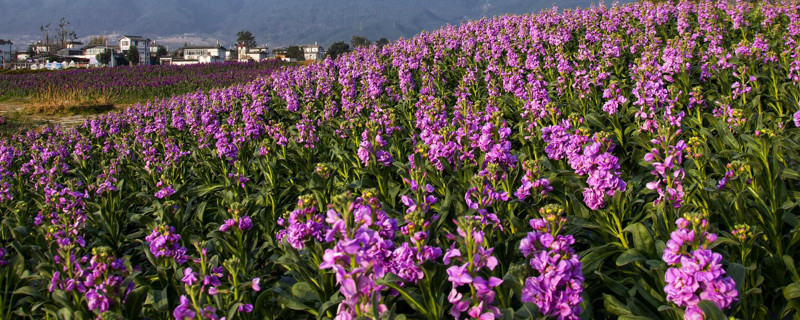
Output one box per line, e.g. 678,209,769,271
0,61,287,106
2,0,800,319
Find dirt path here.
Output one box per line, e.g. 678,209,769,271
0,100,118,133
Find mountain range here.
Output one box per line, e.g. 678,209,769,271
0,0,626,48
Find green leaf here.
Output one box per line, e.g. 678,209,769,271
12,286,42,297
697,300,727,320
581,244,621,274
727,263,746,294
616,249,646,267
784,282,800,300
595,271,629,296
124,287,149,319
276,290,317,315
377,276,431,319
619,316,653,320
625,222,655,254
58,308,74,320
292,281,318,302
603,294,632,316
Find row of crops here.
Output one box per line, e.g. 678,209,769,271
0,0,799,319
0,61,287,105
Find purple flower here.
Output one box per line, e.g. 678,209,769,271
173,295,196,320
446,264,473,286
238,216,253,231
145,225,189,264
663,216,738,319
238,304,254,313
154,180,176,199
86,289,111,312
520,217,583,320
794,110,800,127
181,268,198,286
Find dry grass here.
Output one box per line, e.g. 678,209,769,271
29,86,118,115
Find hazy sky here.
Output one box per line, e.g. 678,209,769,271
0,0,628,48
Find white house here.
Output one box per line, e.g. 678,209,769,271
66,41,83,49
119,35,151,65
183,44,226,62
15,52,30,61
84,45,116,57
33,42,56,55
302,43,325,61
237,43,268,62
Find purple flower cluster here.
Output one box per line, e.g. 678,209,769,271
276,195,329,250
519,207,584,320
319,191,399,319
145,225,190,264
602,82,627,115
464,182,504,227
515,160,553,201
663,216,738,319
173,246,260,320
83,249,133,314
219,216,253,233
541,120,626,210
399,173,439,239
154,180,176,199
173,268,228,320
444,217,502,320
716,161,750,190
794,110,800,127
35,183,88,249
0,247,7,266
644,139,687,208
49,248,133,316
357,128,393,167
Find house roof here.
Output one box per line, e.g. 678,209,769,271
121,35,150,41
183,45,227,50
56,48,83,56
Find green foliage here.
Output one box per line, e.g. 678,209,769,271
96,49,111,65
236,30,258,47
326,41,349,59
351,35,371,48
126,45,139,66
286,46,305,61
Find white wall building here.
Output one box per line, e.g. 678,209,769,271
302,43,325,61
183,45,226,61
119,35,151,65
237,43,268,62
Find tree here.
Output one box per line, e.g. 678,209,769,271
286,46,305,61
327,41,350,60
126,45,139,66
155,45,168,57
56,18,77,49
88,35,108,47
236,30,257,47
96,49,111,65
376,37,389,48
351,35,371,48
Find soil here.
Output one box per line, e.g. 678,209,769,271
0,100,123,136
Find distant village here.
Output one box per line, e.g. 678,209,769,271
0,33,327,70
0,16,357,71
